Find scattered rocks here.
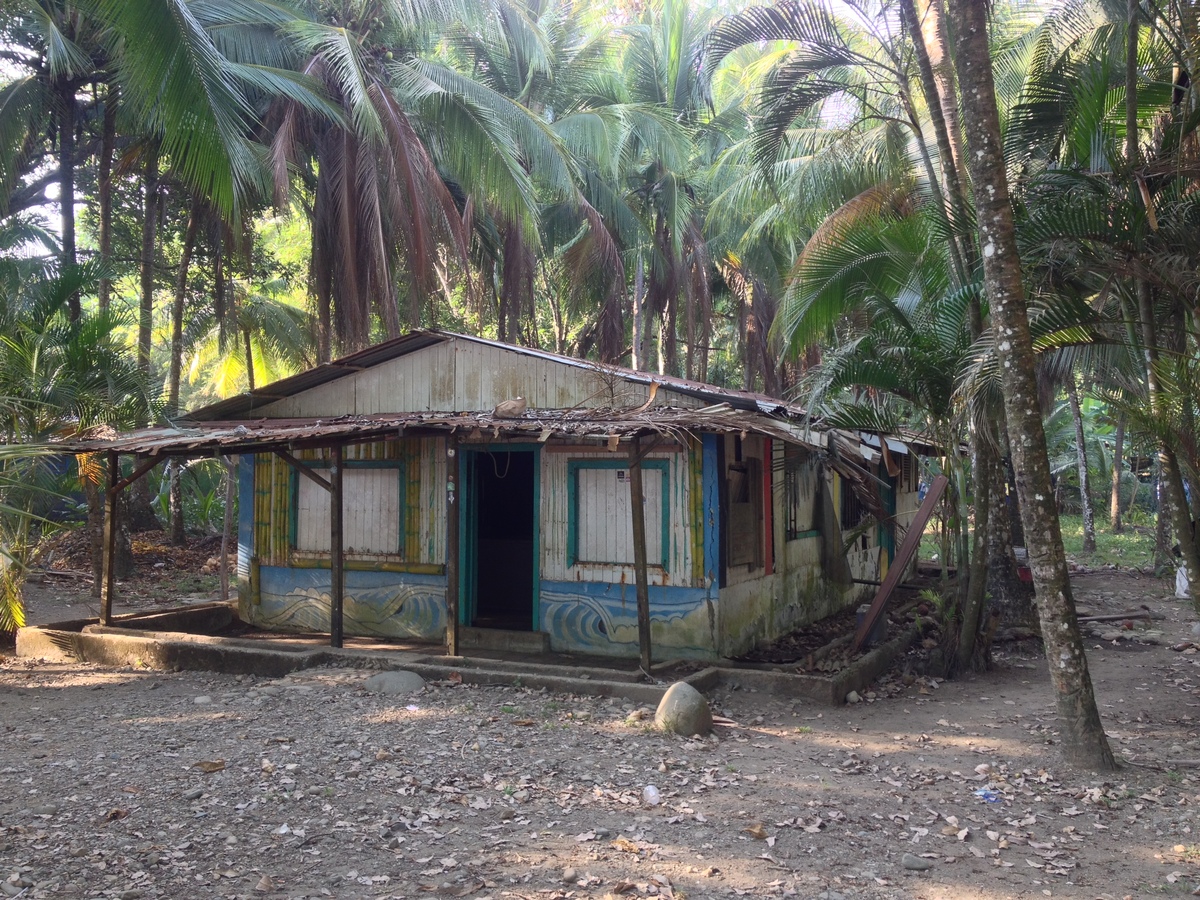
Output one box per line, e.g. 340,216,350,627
654,681,712,736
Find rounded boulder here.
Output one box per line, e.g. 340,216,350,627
364,670,426,696
654,681,713,736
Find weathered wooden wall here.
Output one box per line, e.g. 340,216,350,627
257,337,708,417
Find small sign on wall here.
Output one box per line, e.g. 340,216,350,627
616,470,628,482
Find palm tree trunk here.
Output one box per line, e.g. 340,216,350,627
899,0,970,284
1138,281,1200,597
97,88,116,311
214,231,227,322
138,143,160,381
956,434,991,672
1066,376,1097,553
947,0,1115,771
1110,412,1125,533
167,196,202,547
632,252,647,370
56,77,79,319
126,142,164,534
168,197,201,417
243,327,256,393
663,293,678,376
986,446,1034,625
917,0,964,170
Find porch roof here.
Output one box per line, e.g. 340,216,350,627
54,403,828,459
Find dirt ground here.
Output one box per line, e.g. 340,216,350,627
5,557,1200,899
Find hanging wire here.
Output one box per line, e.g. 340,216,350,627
488,450,512,479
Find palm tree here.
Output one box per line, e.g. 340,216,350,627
0,255,150,622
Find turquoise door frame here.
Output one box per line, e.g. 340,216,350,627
457,444,541,630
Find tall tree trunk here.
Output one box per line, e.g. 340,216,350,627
956,433,992,672
1139,282,1200,594
917,0,965,170
899,0,970,285
243,328,256,393
1066,376,1097,553
127,144,163,534
948,0,1115,770
138,144,160,381
167,196,201,547
1110,412,1125,533
1156,458,1173,570
632,253,645,370
168,197,201,418
97,88,116,311
214,233,226,323
57,77,79,319
663,293,678,376
986,444,1035,625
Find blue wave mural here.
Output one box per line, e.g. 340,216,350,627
252,567,446,639
540,581,715,658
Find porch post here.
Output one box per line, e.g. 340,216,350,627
629,435,652,673
445,435,460,657
99,450,119,626
329,444,344,648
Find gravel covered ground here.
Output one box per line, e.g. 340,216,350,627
4,572,1200,900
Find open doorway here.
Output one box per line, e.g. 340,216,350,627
466,449,536,630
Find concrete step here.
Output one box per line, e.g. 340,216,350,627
458,627,549,654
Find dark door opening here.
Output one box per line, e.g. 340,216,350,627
470,450,535,630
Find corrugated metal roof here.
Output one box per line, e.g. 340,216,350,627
57,404,826,458
185,330,808,422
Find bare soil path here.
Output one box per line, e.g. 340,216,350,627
3,571,1199,900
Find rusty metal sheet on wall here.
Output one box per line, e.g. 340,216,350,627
851,474,949,654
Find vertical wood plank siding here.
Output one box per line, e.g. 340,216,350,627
688,437,705,584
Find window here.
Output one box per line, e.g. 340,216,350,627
840,475,868,531
783,445,817,540
293,462,404,557
568,460,669,567
727,457,762,568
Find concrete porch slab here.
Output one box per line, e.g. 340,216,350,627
15,602,919,706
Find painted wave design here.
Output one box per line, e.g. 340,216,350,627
540,587,712,654
258,583,446,639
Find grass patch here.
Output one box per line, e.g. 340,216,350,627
915,513,1158,571
1058,514,1156,569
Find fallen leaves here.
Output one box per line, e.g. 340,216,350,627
192,759,225,773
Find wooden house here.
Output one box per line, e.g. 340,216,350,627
71,332,926,662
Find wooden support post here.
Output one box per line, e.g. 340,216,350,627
99,451,119,625
329,444,344,648
445,435,460,657
629,435,652,673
